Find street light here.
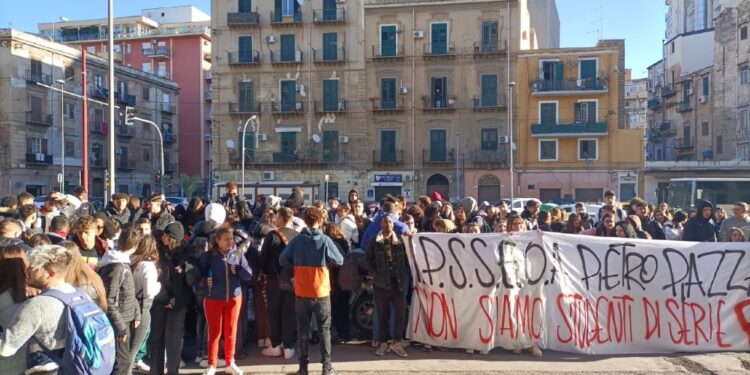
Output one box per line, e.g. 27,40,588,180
240,115,258,199
50,16,68,42
324,174,329,201
56,74,76,192
507,81,516,204
125,110,165,193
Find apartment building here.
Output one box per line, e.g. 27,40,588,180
516,40,644,202
624,70,648,129
39,6,212,180
211,0,559,202
0,29,179,197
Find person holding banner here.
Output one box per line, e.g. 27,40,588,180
365,215,409,357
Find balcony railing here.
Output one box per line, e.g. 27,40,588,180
227,50,262,65
422,149,456,164
161,103,176,114
473,40,507,56
117,159,136,170
371,45,405,59
91,121,108,135
472,97,506,111
312,47,345,63
271,10,302,24
271,102,304,114
228,102,262,115
116,124,135,137
658,121,676,135
373,149,404,164
163,133,176,144
26,112,53,126
26,71,52,85
371,99,406,113
677,100,692,112
423,43,456,57
155,71,171,79
422,96,456,112
647,98,663,110
227,11,261,26
88,84,108,99
205,90,213,100
115,93,136,107
26,153,53,165
269,49,303,64
531,78,607,93
314,100,347,113
55,25,211,42
661,83,677,97
471,149,508,166
273,152,300,163
142,47,171,58
312,8,346,23
531,122,608,137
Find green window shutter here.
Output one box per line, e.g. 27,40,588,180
323,130,339,162
381,130,396,161
482,21,498,51
238,81,254,112
322,33,337,61
481,74,497,107
381,26,397,56
580,60,596,80
238,36,252,62
274,0,282,21
280,80,296,111
430,130,447,161
323,0,336,20
280,132,297,157
554,62,564,81
280,34,295,61
239,0,252,13
703,76,710,96
540,103,557,124
323,79,339,111
381,78,396,108
431,23,448,54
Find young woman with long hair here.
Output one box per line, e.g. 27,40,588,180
59,240,108,311
0,245,31,374
129,235,162,373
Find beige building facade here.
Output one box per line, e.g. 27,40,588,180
0,29,179,198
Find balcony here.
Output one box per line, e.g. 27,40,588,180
314,100,347,114
165,162,177,173
26,112,53,127
472,97,506,112
471,148,508,167
116,124,135,137
228,102,262,115
423,43,456,59
205,111,213,121
163,133,176,144
205,90,213,101
371,45,405,61
155,71,171,80
658,121,676,135
371,99,406,114
142,47,171,59
373,149,404,166
647,98,664,110
91,122,108,135
88,85,108,100
269,49,303,64
531,78,608,95
422,96,456,113
25,153,53,165
161,103,176,114
271,10,302,25
227,11,260,27
56,25,211,42
675,138,694,152
271,102,305,116
26,71,52,85
530,122,608,137
422,149,456,166
91,159,106,169
677,100,692,112
273,152,300,163
312,48,345,64
313,8,345,23
117,159,136,170
116,93,136,107
227,50,262,65
473,40,507,57
661,83,677,97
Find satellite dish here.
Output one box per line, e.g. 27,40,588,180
311,133,321,144
226,139,235,149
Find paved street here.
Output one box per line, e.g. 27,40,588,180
176,342,750,374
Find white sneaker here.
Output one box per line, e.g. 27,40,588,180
200,359,226,368
226,361,244,375
283,347,296,360
262,345,283,357
179,360,186,368
135,359,151,372
258,338,270,348
25,362,59,374
195,355,203,364
202,367,216,375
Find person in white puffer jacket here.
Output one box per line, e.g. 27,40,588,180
129,235,162,373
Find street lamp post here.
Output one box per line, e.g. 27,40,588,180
129,115,164,192
507,81,516,204
324,174,329,201
57,79,65,192
240,115,258,199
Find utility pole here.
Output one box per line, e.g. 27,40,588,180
106,0,115,201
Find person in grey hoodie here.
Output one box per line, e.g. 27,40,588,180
97,227,141,375
719,202,750,241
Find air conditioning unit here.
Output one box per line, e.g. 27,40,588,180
295,49,302,61
499,135,510,143
338,101,345,111
258,133,268,141
295,102,302,110
338,135,349,144
413,30,424,38
399,86,408,94
262,171,275,181
264,35,276,43
698,95,708,103
296,84,304,92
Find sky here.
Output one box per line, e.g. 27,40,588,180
2,0,665,79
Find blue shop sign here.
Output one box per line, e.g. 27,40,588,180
373,174,402,183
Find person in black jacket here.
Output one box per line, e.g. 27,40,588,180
97,227,141,375
134,194,176,232
105,193,132,226
150,223,194,375
220,181,253,230
682,199,717,242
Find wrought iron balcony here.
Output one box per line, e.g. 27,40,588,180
26,112,53,127
472,97,506,112
271,102,305,115
228,102,261,115
677,100,692,112
372,149,404,165
422,96,456,112
371,99,405,113
531,78,607,93
314,100,347,113
422,149,456,164
116,124,135,137
269,49,303,64
423,43,456,58
530,122,608,137
227,11,260,26
227,50,262,65
312,47,345,63
471,148,508,166
26,71,52,85
473,40,507,56
117,159,136,170
313,8,345,23
26,153,53,165
371,45,405,60
271,10,302,24
142,47,171,59
160,103,176,114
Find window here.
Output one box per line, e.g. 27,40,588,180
279,131,297,159
578,139,598,160
480,128,498,150
238,35,253,63
323,130,339,162
239,81,255,112
541,60,563,81
702,122,709,136
671,42,675,54
280,0,295,16
430,22,448,55
539,102,558,124
143,148,151,162
683,124,691,146
238,0,252,13
27,137,47,154
539,139,558,161
64,66,75,80
322,32,338,61
280,79,296,112
64,102,75,119
481,20,499,51
702,76,710,96
429,129,447,161
739,109,750,140
157,62,167,77
380,78,397,109
575,101,597,123
579,59,597,81
741,26,748,40
322,79,339,112
380,130,397,162
64,140,75,158
480,74,498,107
141,62,152,74
717,136,723,154
142,86,150,101
741,68,750,85
280,34,296,62
430,77,447,108
380,25,397,57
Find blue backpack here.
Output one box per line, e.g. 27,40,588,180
33,288,116,375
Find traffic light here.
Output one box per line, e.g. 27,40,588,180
154,173,161,184
125,106,136,125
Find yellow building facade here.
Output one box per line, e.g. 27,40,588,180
515,40,644,202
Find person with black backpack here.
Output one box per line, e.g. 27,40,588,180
97,228,141,375
0,244,116,374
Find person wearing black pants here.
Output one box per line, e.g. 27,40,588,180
149,304,187,375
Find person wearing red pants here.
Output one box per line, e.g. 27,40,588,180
197,226,252,375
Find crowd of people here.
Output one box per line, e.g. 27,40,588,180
0,182,746,375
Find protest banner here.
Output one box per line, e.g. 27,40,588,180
405,231,750,354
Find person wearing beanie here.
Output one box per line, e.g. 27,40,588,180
134,194,175,232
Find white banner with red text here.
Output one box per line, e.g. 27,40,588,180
405,231,750,354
